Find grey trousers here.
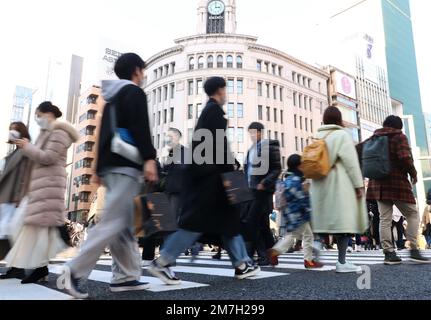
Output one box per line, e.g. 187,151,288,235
68,173,141,284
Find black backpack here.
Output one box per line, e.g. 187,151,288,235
362,135,391,180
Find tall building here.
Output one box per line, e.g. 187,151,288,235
144,0,329,168
67,86,103,222
381,0,427,156
10,86,34,124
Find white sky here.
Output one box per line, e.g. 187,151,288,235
0,0,429,145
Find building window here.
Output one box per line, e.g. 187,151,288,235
294,115,297,128
305,117,308,131
301,138,304,151
227,127,234,142
163,85,168,101
280,87,284,101
257,60,262,72
308,78,312,88
274,108,277,123
158,111,161,125
237,79,243,94
295,137,299,151
304,96,308,109
266,107,270,121
299,94,303,108
273,85,277,100
197,79,203,95
237,127,244,143
302,76,306,86
228,79,235,94
197,103,203,117
272,64,276,75
158,88,162,103
265,62,270,73
266,83,270,98
309,97,313,111
170,83,175,99
282,156,286,169
300,116,303,130
310,119,313,132
153,69,158,80
257,82,263,97
268,130,271,139
227,55,234,68
280,110,284,124
318,82,322,93
189,57,195,70
281,133,285,148
188,104,193,120
292,71,296,82
237,103,244,118
188,80,194,96
198,56,204,69
278,66,283,77
157,134,160,149
293,92,297,107
170,107,174,122
217,55,223,68
171,62,176,74
297,74,301,84
258,105,263,120
164,65,169,76
207,55,214,68
274,131,278,141
227,103,234,118
236,56,243,69
163,109,167,124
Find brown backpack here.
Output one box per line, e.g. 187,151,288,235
300,131,335,180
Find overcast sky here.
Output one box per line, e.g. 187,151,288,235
0,0,429,141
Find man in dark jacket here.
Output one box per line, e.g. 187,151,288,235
148,77,260,285
243,122,281,265
63,53,158,299
359,116,429,265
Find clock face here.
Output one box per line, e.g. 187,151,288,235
208,0,225,16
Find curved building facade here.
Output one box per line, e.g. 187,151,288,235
144,0,329,168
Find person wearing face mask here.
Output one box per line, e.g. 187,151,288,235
3,102,79,284
0,122,32,279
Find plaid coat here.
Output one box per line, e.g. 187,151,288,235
358,128,417,204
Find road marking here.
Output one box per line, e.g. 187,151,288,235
0,279,73,300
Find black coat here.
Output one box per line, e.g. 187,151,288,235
178,99,239,237
244,139,282,193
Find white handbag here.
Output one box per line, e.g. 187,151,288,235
110,104,143,165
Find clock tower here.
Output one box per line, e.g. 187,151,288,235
197,0,237,34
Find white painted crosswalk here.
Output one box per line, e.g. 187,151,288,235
1,250,431,299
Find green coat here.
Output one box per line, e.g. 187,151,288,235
310,125,368,234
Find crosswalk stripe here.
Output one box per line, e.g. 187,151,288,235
0,278,74,300
48,265,208,293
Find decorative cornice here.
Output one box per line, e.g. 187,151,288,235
174,33,258,44
146,46,184,67
248,44,329,78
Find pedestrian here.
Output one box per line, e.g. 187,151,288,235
61,53,159,299
367,200,381,249
3,102,79,284
359,115,430,265
310,107,368,273
148,77,260,285
243,122,281,266
421,204,431,249
267,154,324,269
392,207,406,250
0,122,32,280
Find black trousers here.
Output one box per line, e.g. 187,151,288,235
242,190,275,258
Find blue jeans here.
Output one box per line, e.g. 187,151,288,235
160,229,252,268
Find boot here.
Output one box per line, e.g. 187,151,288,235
21,266,49,284
0,268,25,280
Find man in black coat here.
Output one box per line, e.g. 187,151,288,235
148,77,260,285
243,122,281,266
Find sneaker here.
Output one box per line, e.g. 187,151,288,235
410,250,431,264
267,249,280,266
304,260,324,269
384,251,402,265
212,252,222,260
141,260,152,268
235,263,261,280
147,260,181,285
110,280,150,293
335,262,362,273
62,265,89,299
347,246,353,253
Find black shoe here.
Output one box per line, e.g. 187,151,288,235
21,267,49,284
410,250,431,264
235,263,261,280
110,280,151,293
257,258,270,267
384,251,402,265
62,265,89,299
212,253,222,260
0,268,25,280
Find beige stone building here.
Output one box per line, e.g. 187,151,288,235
144,0,330,169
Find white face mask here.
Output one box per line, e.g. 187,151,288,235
35,116,49,129
9,130,21,141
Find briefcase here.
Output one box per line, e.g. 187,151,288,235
134,192,177,239
222,171,254,205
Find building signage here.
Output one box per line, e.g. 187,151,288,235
335,71,357,100
101,48,122,79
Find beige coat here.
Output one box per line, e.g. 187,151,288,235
22,121,79,227
311,125,369,234
422,206,431,226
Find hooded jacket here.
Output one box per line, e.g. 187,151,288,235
96,80,156,175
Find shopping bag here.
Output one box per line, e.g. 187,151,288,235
134,192,177,239
222,171,253,205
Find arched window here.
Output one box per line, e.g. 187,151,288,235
207,55,214,68
217,55,224,68
189,57,195,70
236,56,243,69
227,55,233,68
198,56,204,69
